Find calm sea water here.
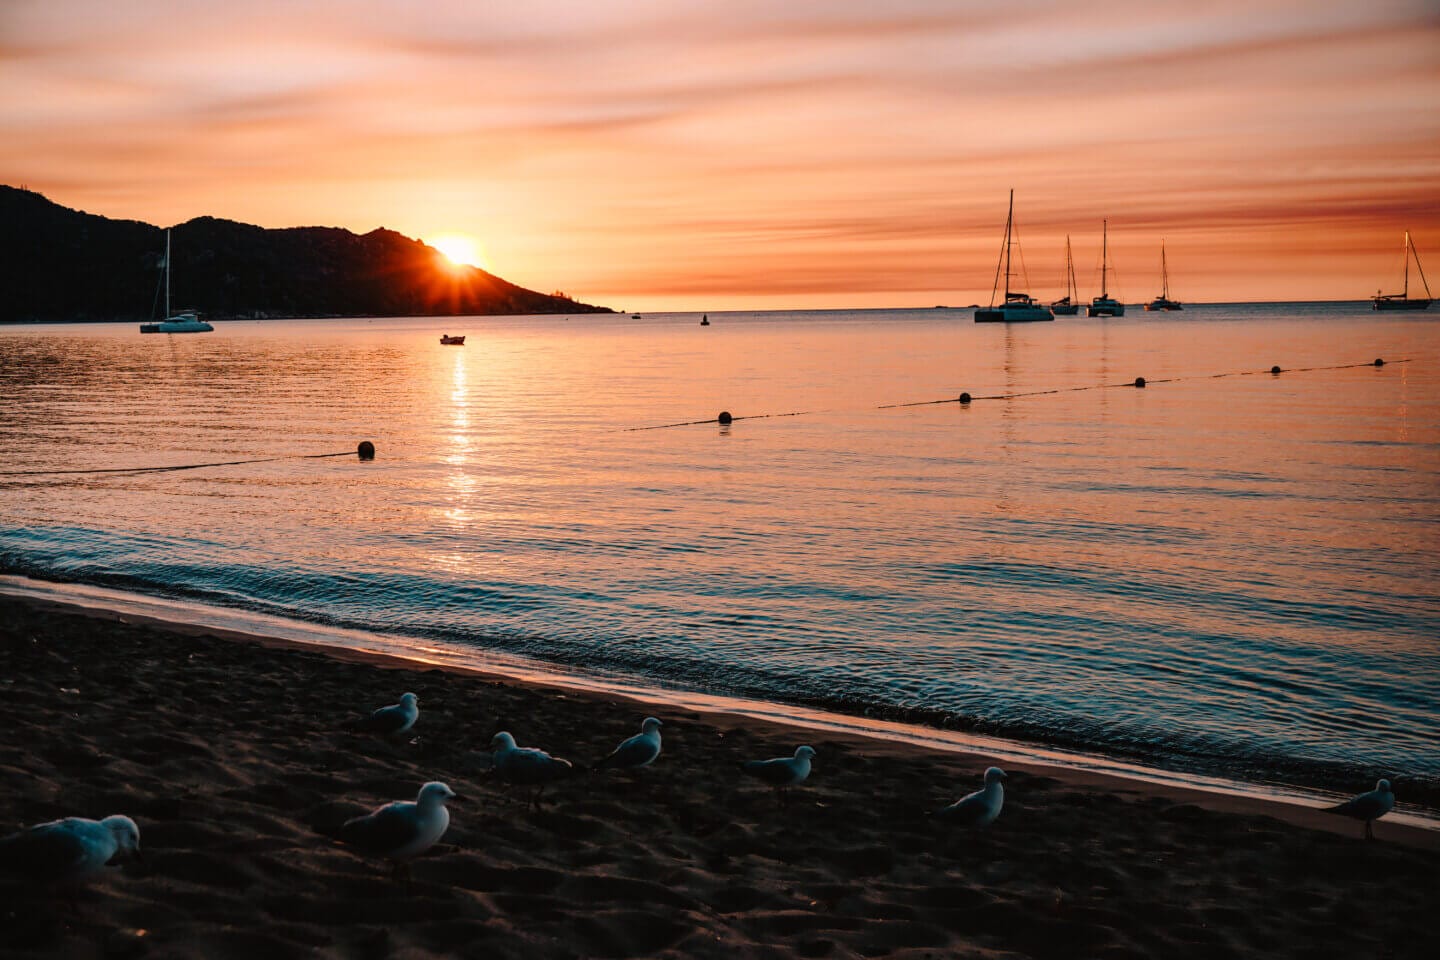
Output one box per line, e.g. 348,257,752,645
2,305,1438,802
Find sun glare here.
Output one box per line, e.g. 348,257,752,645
427,233,484,269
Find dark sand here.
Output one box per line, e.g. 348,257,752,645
1,595,1437,959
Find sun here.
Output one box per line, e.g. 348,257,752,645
427,233,485,270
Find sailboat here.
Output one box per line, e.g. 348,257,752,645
1051,235,1079,315
139,229,213,334
1144,240,1183,311
1087,220,1124,317
1372,231,1432,311
975,191,1054,323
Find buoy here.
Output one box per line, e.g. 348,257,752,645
1270,365,1282,374
357,441,375,460
959,392,972,404
1374,358,1385,366
717,411,733,425
1134,377,1146,388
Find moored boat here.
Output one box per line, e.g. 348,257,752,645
1144,239,1183,311
139,230,214,334
976,191,1054,323
440,334,466,345
1372,231,1431,311
1087,220,1124,317
1051,235,1079,316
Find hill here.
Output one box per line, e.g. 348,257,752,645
0,186,611,322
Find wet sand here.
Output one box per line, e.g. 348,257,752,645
1,595,1437,959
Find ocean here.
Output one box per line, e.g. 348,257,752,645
2,304,1437,806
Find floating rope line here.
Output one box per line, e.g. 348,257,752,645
630,358,1410,430
0,448,368,479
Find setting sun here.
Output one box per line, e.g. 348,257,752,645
427,233,485,270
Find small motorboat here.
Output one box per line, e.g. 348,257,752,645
440,334,465,345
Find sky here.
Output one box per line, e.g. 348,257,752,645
2,0,1438,311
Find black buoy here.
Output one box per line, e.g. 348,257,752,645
959,392,972,404
357,441,375,460
717,411,733,425
1270,365,1282,374
1374,358,1385,367
1134,377,1146,388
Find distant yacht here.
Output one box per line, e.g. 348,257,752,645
1087,220,1124,317
1372,231,1431,311
975,190,1054,323
1051,235,1079,316
139,230,213,334
1144,240,1183,311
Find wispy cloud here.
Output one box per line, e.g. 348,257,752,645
2,0,1437,306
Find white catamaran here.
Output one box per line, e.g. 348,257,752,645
1372,231,1431,311
975,190,1054,323
140,229,213,334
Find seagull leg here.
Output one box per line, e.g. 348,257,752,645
1365,820,1374,841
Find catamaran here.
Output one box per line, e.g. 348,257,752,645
139,230,213,334
1144,240,1183,311
975,191,1054,323
1087,220,1124,317
1051,235,1079,316
1372,231,1431,311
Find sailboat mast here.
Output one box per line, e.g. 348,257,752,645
1101,220,1109,298
164,229,171,318
1404,231,1411,297
1004,189,1014,299
1161,240,1168,299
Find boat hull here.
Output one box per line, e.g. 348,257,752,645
1144,299,1183,311
976,304,1055,323
139,319,213,333
1087,298,1125,317
1051,304,1079,316
1372,297,1430,311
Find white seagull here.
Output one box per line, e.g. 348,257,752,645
934,767,1007,828
1326,778,1395,840
489,732,575,808
354,692,420,739
596,717,663,770
741,745,816,806
338,781,456,879
0,815,141,887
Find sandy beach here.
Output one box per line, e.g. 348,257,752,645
1,594,1437,959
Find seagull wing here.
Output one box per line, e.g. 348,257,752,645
741,758,797,786
338,802,419,856
1327,792,1388,821
935,790,990,825
598,733,658,769
502,748,573,785
359,704,410,734
0,822,93,884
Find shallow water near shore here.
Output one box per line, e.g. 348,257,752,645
2,305,1438,804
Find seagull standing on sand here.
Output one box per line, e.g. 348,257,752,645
741,745,816,806
596,717,663,771
934,767,1007,828
490,732,574,808
337,781,456,879
354,692,420,739
1326,779,1395,840
0,815,141,887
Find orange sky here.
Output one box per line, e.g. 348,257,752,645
3,0,1438,310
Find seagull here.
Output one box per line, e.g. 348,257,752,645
489,732,574,808
337,781,456,879
0,815,141,887
596,717,663,771
741,746,816,806
1326,778,1395,840
353,692,419,739
934,767,1007,828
